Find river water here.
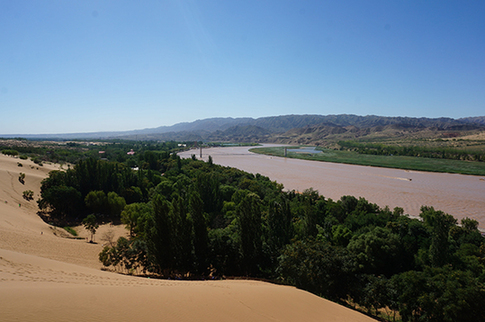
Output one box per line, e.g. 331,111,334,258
179,145,485,228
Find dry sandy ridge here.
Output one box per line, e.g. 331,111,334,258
455,131,485,140
0,154,376,322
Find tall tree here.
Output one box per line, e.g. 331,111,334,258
38,185,82,220
347,226,402,277
189,190,209,274
172,194,193,271
277,239,357,302
149,194,174,275
236,192,262,275
420,206,457,267
120,202,151,238
83,214,99,243
85,190,108,215
107,191,126,217
266,196,293,255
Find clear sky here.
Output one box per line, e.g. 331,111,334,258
1,0,485,134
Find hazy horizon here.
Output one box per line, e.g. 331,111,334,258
1,113,483,137
2,1,485,135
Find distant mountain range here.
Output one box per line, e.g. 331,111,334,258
3,114,485,144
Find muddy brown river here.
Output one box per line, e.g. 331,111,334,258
179,145,485,228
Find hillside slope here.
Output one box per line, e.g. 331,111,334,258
3,114,485,144
0,153,376,322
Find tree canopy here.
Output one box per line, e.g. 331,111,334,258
36,143,485,322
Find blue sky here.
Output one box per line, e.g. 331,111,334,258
1,0,485,134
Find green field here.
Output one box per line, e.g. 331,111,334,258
250,146,485,176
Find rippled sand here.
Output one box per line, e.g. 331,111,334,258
180,145,485,227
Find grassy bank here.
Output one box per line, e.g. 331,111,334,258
250,146,485,176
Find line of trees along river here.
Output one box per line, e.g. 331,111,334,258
339,140,485,162
38,149,485,321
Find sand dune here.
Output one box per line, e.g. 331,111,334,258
0,249,375,322
0,154,375,322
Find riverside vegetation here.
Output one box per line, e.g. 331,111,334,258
251,144,485,176
249,116,485,176
31,140,485,322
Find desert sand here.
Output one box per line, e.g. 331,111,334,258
0,154,375,322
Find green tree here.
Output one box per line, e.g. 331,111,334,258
361,275,392,317
107,191,126,217
420,206,457,267
38,185,82,220
120,202,151,238
449,217,483,248
189,190,209,274
267,197,293,251
236,192,262,275
2,149,19,156
121,186,144,204
461,217,479,231
99,237,149,274
277,239,357,302
85,190,108,215
339,195,358,217
265,196,294,269
149,194,174,275
332,224,352,247
347,226,402,276
302,189,319,238
208,226,240,276
195,172,222,220
391,270,427,321
392,267,485,322
171,194,193,272
83,214,99,243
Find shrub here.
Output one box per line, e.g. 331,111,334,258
63,226,78,236
22,190,34,201
31,157,43,166
2,149,19,156
18,173,25,184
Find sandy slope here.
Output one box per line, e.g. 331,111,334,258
0,154,375,322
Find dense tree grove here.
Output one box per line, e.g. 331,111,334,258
1,139,190,165
338,140,485,162
37,145,485,321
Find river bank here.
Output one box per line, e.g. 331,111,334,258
179,145,485,227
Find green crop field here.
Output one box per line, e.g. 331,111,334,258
250,146,485,176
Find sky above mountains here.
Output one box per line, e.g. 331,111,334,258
1,1,485,134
